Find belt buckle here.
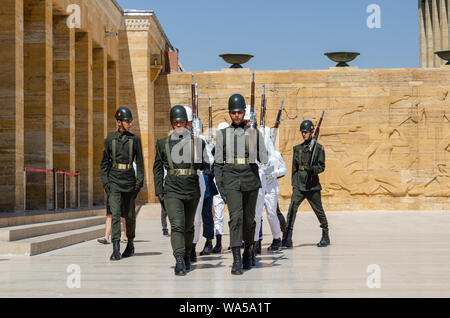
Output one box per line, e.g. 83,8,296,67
118,163,127,170
180,169,187,176
236,158,245,165
299,165,304,171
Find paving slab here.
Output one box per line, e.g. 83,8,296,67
0,205,449,297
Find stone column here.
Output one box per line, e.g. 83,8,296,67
440,0,449,52
419,0,428,67
93,48,107,205
23,0,53,211
75,32,93,207
425,0,435,67
0,0,24,212
107,60,119,135
53,15,76,208
432,0,441,66
119,17,152,203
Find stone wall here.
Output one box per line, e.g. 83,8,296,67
154,67,450,211
0,0,122,212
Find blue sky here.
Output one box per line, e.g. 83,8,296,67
117,0,419,72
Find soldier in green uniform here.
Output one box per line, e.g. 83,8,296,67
100,107,145,261
282,119,330,248
153,105,210,276
214,94,268,275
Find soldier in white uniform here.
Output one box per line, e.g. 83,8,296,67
247,107,276,264
263,127,288,251
192,118,215,258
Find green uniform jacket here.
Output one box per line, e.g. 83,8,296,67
153,130,210,200
291,141,325,191
100,130,145,193
214,122,268,194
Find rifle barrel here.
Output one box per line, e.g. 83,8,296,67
274,100,284,129
250,72,255,113
260,84,266,127
191,75,195,110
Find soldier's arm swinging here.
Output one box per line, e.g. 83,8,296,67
256,129,268,164
213,129,226,202
100,139,112,193
291,146,299,185
134,136,145,192
153,142,165,200
193,138,210,171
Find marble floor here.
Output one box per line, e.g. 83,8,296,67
0,205,449,298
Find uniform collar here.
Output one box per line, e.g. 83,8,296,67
171,129,191,140
302,139,312,148
231,122,246,129
115,130,132,140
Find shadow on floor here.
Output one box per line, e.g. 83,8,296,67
295,243,317,248
196,256,224,261
134,252,163,257
191,262,226,270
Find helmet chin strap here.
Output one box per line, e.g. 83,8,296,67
120,120,127,132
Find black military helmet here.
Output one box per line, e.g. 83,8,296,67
228,94,246,112
300,120,314,132
115,107,133,121
170,105,188,121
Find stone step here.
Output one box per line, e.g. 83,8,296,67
0,224,105,256
0,208,106,228
0,216,106,241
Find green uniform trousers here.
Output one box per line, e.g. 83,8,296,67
277,203,287,234
164,197,199,258
109,190,137,242
286,188,328,231
226,189,259,248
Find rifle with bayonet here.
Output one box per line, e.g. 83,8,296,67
260,84,266,129
306,111,325,166
191,75,196,117
271,100,284,144
208,97,213,144
249,72,256,128
191,75,201,162
248,72,256,157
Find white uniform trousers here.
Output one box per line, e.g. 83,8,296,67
253,169,267,242
193,171,206,244
213,193,225,235
264,178,282,239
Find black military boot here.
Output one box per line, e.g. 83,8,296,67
242,243,254,270
184,250,191,271
121,239,135,258
251,242,257,266
231,247,243,275
268,238,281,251
190,243,197,263
110,240,121,261
255,240,262,255
200,239,213,256
212,234,222,254
282,229,293,248
317,228,330,247
174,256,186,276
162,229,169,237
